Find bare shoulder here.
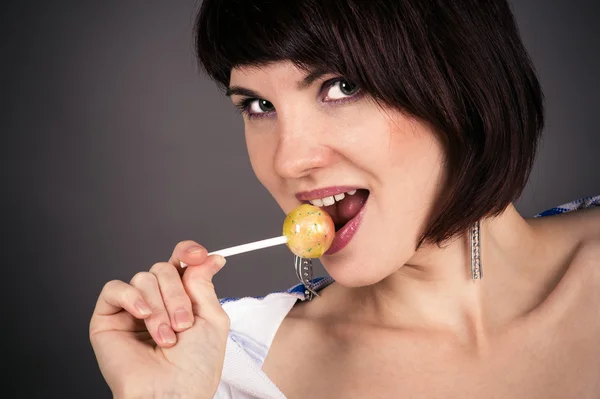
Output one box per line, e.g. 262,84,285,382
558,205,600,269
530,216,600,341
571,238,600,279
562,204,600,237
529,203,600,258
561,239,600,336
528,203,600,307
532,202,600,235
550,205,600,279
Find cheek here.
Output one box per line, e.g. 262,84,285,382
246,131,274,182
383,115,445,180
245,128,295,210
383,122,446,236
339,109,444,183
330,107,392,170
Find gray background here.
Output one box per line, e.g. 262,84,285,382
2,1,598,397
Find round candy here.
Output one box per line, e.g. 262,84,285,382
282,204,335,258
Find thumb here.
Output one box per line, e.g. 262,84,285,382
181,254,228,323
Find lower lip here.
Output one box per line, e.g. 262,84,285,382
324,196,368,256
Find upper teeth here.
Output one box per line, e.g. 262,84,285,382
309,190,357,207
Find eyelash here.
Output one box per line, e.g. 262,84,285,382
233,78,362,120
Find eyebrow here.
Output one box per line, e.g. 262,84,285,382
225,69,328,98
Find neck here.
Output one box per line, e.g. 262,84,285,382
335,204,549,345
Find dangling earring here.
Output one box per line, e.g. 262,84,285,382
294,255,320,301
469,220,483,280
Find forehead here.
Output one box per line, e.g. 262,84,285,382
230,61,328,87
231,62,288,81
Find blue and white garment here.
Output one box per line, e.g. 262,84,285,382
533,195,600,217
213,195,600,399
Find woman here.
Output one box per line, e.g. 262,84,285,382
89,0,600,397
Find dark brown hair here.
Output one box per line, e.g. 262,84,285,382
193,0,545,246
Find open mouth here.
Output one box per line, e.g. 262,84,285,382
303,188,370,232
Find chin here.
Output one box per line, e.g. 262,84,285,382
319,222,418,288
320,249,398,288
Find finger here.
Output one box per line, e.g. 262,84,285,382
168,240,208,271
90,281,152,338
93,280,152,319
182,254,228,324
130,271,177,347
150,262,194,332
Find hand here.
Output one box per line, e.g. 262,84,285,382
89,241,229,399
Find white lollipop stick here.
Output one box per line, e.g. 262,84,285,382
208,235,288,257
180,235,288,268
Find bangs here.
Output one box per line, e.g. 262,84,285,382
194,0,391,95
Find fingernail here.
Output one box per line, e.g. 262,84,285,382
174,308,192,329
180,261,188,268
187,245,205,254
212,255,226,268
135,299,152,316
158,323,176,344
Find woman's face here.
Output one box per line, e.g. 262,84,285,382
229,61,446,287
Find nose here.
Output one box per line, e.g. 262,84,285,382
273,115,333,179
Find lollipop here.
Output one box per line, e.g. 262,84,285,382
181,204,335,267
282,204,335,258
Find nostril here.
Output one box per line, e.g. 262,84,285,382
273,136,333,180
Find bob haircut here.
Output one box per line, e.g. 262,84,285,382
194,0,545,247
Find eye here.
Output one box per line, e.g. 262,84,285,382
249,99,275,114
324,79,360,101
234,98,275,119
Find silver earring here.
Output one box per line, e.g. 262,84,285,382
294,255,320,301
469,220,483,280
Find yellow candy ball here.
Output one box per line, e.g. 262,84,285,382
282,204,335,258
